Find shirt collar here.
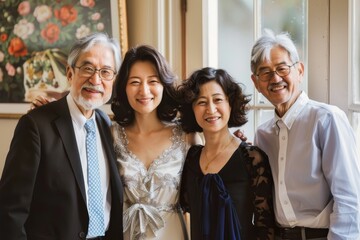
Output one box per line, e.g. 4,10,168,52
273,91,309,130
66,94,95,129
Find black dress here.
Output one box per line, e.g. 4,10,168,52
180,142,275,240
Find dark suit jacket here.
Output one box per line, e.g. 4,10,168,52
0,96,123,240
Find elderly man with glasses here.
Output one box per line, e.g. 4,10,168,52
0,32,124,240
250,29,360,240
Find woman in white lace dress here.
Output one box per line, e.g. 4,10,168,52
111,45,200,240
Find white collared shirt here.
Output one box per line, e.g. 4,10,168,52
254,92,360,239
66,95,111,236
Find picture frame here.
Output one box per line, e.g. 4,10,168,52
0,0,128,119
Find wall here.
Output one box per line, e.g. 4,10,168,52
308,0,330,103
308,0,349,115
0,119,18,174
329,0,349,112
126,0,204,78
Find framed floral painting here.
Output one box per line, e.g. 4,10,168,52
0,0,128,118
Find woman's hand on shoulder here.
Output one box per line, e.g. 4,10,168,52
28,96,56,112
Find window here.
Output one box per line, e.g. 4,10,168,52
349,0,360,144
215,0,307,140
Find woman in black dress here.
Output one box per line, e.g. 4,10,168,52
177,67,275,240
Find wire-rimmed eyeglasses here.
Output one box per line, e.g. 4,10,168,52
256,62,298,82
74,64,116,81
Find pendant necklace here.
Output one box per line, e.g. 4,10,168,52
203,136,234,171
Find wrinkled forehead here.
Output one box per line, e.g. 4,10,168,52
76,44,115,66
255,46,292,69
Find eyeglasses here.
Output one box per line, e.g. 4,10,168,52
74,64,116,81
256,62,298,82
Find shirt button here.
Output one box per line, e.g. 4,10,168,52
282,136,286,140
284,201,288,205
79,232,86,239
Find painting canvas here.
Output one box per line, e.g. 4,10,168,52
0,0,127,117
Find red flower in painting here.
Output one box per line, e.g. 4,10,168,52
8,37,28,57
0,0,112,102
41,23,60,44
54,5,78,26
0,33,8,42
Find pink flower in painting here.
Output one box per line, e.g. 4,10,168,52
97,22,104,31
80,0,95,8
33,5,52,23
18,1,31,16
14,19,35,39
76,24,91,39
6,63,16,77
91,12,101,21
41,23,60,44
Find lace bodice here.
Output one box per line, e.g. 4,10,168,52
112,122,190,239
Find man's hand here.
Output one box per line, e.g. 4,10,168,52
233,129,252,144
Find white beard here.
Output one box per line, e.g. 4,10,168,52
71,83,110,111
75,94,105,110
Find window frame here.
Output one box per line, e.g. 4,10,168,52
349,0,360,112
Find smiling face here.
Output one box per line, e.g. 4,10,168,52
192,80,231,133
125,61,164,116
251,46,304,117
67,43,115,118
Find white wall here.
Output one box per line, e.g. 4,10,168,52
0,119,18,174
329,0,349,112
308,0,330,103
308,0,350,117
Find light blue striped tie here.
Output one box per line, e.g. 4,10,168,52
84,119,105,236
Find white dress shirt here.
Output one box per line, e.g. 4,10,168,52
66,95,111,236
254,92,360,239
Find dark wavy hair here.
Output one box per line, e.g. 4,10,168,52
177,67,250,133
111,45,178,126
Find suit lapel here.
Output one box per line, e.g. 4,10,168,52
95,110,124,231
95,111,123,198
54,98,87,203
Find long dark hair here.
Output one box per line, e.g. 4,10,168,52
111,45,178,126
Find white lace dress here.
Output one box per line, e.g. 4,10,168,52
112,122,190,240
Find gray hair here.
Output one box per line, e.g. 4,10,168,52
67,32,121,72
250,29,299,74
